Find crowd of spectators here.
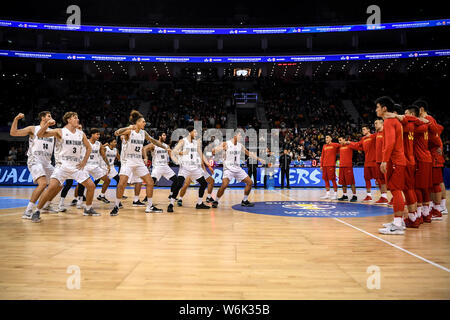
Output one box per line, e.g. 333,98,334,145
1,71,449,167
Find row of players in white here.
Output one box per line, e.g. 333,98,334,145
10,112,264,222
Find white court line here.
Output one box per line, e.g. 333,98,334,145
274,190,450,273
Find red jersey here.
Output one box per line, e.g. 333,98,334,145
413,121,432,163
382,118,407,166
375,131,384,163
349,133,377,167
320,142,340,167
426,115,445,167
338,145,354,167
400,115,426,167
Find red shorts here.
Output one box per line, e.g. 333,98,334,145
404,165,415,190
338,167,355,186
322,166,336,181
432,167,444,185
415,161,433,189
376,163,385,184
386,163,405,191
364,166,377,181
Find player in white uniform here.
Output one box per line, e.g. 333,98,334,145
212,131,265,208
119,134,146,207
57,123,87,212
110,110,169,216
142,132,178,203
97,136,120,203
75,128,111,206
10,111,57,218
31,111,98,222
177,155,215,207
169,126,211,212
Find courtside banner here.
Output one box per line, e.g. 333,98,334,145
6,166,447,188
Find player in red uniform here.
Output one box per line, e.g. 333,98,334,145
320,135,339,200
385,106,430,228
415,100,446,219
408,103,434,224
374,119,388,204
375,96,407,235
337,136,357,202
347,125,377,202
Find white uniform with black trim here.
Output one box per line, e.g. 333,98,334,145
51,127,90,185
103,146,118,179
27,125,55,183
84,140,108,180
120,130,147,183
223,140,247,182
178,137,204,181
151,143,175,181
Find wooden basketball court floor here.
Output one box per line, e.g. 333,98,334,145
0,186,448,300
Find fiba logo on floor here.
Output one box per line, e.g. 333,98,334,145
232,201,392,218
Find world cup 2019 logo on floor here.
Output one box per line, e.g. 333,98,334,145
231,201,392,218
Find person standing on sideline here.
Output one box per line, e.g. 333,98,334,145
279,149,292,189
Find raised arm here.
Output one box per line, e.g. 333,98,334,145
243,145,265,165
10,113,35,137
37,119,62,139
213,141,227,154
144,132,168,150
170,139,185,164
77,133,92,170
114,125,134,137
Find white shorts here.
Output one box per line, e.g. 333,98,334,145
178,166,204,181
223,167,248,183
120,163,149,179
127,173,142,184
27,161,55,184
151,165,175,181
51,166,90,186
203,169,211,179
107,166,118,179
85,165,108,181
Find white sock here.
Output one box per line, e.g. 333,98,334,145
416,206,422,218
100,193,105,197
59,198,65,206
381,193,387,198
393,217,402,227
115,198,121,207
430,202,434,209
170,198,174,205
207,193,212,198
408,212,416,222
147,198,152,207
197,198,203,205
134,196,139,202
422,205,430,216
343,193,348,197
441,198,446,208
367,192,372,196
326,191,330,196
26,202,35,211
85,204,92,210
243,195,248,201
